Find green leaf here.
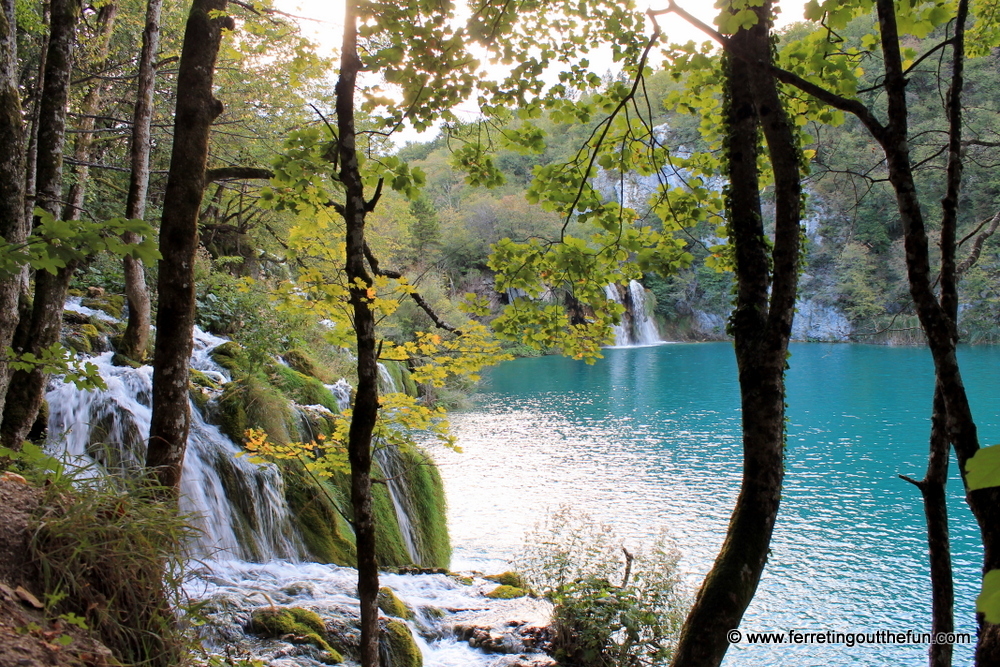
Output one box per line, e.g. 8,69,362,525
965,444,1000,490
978,570,1000,624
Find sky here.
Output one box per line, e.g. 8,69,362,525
272,0,810,143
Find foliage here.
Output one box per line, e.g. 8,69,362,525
29,475,194,667
516,506,687,666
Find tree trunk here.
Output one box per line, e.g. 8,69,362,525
872,2,1000,659
146,0,230,489
902,383,955,667
670,4,801,665
62,1,117,221
115,0,163,365
337,3,380,664
0,0,26,422
0,0,82,450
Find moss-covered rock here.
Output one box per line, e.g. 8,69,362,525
273,364,340,413
80,294,124,320
379,619,422,667
215,375,296,445
485,585,527,599
209,341,247,374
484,571,526,588
282,462,357,566
248,607,343,663
377,587,414,620
283,348,333,383
380,360,418,397
394,443,450,568
190,368,220,390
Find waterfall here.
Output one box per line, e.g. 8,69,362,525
604,280,661,346
45,328,304,561
374,445,421,564
325,364,425,566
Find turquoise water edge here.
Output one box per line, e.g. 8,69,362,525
434,343,995,666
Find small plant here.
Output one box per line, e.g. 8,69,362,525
516,506,688,667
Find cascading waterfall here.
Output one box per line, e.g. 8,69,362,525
374,362,424,565
604,280,662,346
45,328,304,561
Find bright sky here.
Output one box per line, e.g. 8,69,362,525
273,0,809,143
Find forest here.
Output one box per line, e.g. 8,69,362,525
0,0,999,666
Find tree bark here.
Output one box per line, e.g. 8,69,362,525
146,0,230,489
670,4,801,665
116,0,163,365
0,0,82,450
0,0,26,423
337,3,380,664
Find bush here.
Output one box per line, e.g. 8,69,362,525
516,506,687,667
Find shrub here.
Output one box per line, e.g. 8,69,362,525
516,506,687,667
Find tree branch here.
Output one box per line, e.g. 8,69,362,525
362,241,461,334
204,166,274,182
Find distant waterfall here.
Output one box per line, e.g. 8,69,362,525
45,329,304,561
604,280,662,346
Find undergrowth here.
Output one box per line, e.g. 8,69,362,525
13,447,196,667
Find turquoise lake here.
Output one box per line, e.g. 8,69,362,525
433,342,996,666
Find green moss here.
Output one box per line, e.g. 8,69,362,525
80,294,125,320
380,360,418,397
485,585,527,599
272,364,340,413
283,348,334,383
449,574,474,586
396,443,450,568
379,619,422,667
210,341,247,373
485,571,526,588
189,368,220,390
372,471,411,567
63,329,93,354
189,386,210,416
215,375,296,445
282,461,357,566
249,606,342,662
377,587,414,620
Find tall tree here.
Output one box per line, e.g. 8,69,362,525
116,0,164,365
1,0,82,449
62,1,118,221
146,0,231,488
0,0,26,423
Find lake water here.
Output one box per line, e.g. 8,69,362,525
433,343,995,666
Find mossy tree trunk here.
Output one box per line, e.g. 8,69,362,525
0,0,25,426
0,0,82,450
146,0,231,488
336,2,381,664
670,3,802,664
116,0,163,366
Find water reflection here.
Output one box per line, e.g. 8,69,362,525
438,343,993,666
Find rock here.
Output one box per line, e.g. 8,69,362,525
485,571,526,588
486,585,528,599
379,618,422,667
248,606,343,662
378,586,414,620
